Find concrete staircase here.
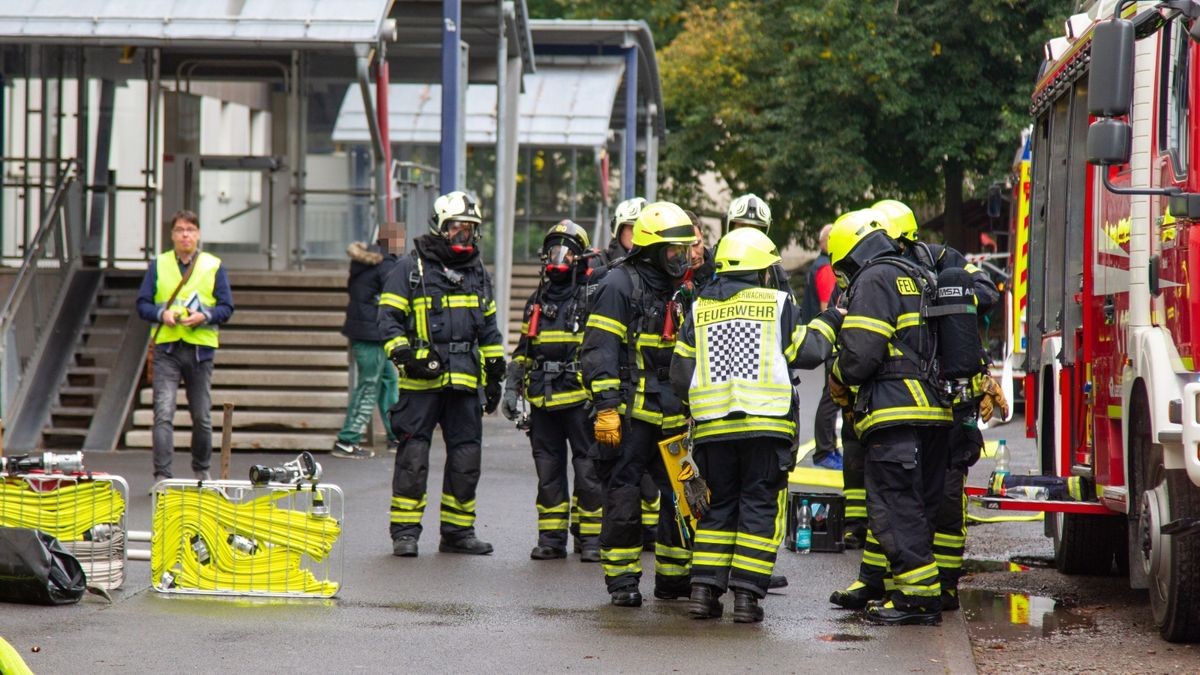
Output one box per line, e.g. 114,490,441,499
43,271,144,449
123,271,352,452
505,263,541,349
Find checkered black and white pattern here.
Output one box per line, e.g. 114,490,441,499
704,320,763,382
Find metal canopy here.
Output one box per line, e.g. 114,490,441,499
331,62,623,148
529,19,664,140
0,0,397,49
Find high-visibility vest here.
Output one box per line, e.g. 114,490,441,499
688,286,792,421
153,250,221,348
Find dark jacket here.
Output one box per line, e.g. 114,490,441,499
831,254,953,438
342,241,398,342
581,259,686,431
801,252,832,323
512,266,601,410
907,242,1000,314
378,235,505,393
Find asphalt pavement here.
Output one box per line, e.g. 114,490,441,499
3,376,975,673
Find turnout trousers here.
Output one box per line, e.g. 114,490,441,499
529,405,604,551
388,390,484,542
862,425,947,611
595,418,690,595
691,437,789,599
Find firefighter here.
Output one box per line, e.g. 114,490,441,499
825,213,953,625
669,227,842,623
601,195,665,553
380,190,506,558
501,221,604,562
582,201,697,608
873,198,1002,610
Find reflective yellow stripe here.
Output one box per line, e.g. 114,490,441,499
694,416,795,441
655,544,690,558
737,531,779,549
934,553,963,568
399,372,481,391
692,551,734,565
905,379,930,408
384,335,410,354
537,503,569,514
484,300,497,317
586,314,627,338
862,550,889,567
442,295,481,309
809,316,836,343
695,529,736,544
528,389,590,409
533,330,582,344
538,519,570,530
933,532,965,547
479,344,504,359
602,546,642,560
731,554,774,575
380,292,410,311
655,563,691,576
896,312,921,330
591,378,621,392
391,495,427,509
843,315,894,338
636,334,674,349
895,562,939,584
674,341,696,358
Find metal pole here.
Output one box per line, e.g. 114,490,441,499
622,46,638,201
377,42,393,224
644,104,657,202
220,402,234,480
143,48,160,260
440,0,462,193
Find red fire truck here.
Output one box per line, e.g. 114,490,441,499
977,0,1200,642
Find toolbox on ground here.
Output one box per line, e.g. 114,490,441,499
784,490,845,553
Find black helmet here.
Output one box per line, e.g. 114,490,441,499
542,220,590,282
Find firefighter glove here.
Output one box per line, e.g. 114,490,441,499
975,374,1009,423
392,348,442,380
828,374,852,409
484,379,502,414
500,361,525,421
594,408,622,447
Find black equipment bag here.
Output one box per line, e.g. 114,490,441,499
0,527,87,605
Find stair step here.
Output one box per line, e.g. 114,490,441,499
124,430,341,451
60,386,103,396
77,346,117,356
233,291,345,309
139,388,348,408
212,369,349,388
43,427,88,437
228,310,344,328
92,308,129,317
229,271,346,289
83,326,124,336
51,406,96,416
220,330,345,348
217,349,349,367
131,409,345,429
68,366,109,375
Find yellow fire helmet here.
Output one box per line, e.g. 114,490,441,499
871,199,918,241
631,201,699,248
714,227,782,274
828,208,889,268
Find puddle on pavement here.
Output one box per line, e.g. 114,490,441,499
962,559,1032,574
960,588,1095,640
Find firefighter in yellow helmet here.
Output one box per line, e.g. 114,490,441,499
581,201,697,607
825,209,953,625
868,198,1004,612
670,227,843,623
379,190,506,557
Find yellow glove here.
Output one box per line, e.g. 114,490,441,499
976,374,1009,423
828,374,851,409
594,408,622,447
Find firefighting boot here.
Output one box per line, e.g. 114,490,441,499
530,545,567,560
829,580,884,609
688,584,724,620
864,600,942,626
733,590,764,623
768,574,788,589
610,589,643,608
392,536,419,557
578,537,601,563
941,587,960,611
439,535,494,555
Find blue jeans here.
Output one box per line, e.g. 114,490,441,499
337,340,399,444
151,342,214,478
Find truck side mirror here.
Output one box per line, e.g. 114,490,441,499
1088,19,1135,117
1087,118,1132,166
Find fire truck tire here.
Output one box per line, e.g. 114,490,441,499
1051,512,1122,576
1147,471,1200,643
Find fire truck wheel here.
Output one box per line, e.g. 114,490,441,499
1051,512,1122,576
1143,470,1200,643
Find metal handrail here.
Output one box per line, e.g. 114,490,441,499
0,162,78,326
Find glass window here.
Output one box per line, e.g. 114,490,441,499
1159,22,1190,177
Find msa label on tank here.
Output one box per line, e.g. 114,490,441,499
938,286,964,297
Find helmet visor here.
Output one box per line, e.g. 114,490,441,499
544,243,576,271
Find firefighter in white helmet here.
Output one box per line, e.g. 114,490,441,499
379,190,506,558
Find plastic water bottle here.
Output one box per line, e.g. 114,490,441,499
796,499,812,555
990,439,1010,495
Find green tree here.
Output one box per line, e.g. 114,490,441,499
656,0,1073,249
